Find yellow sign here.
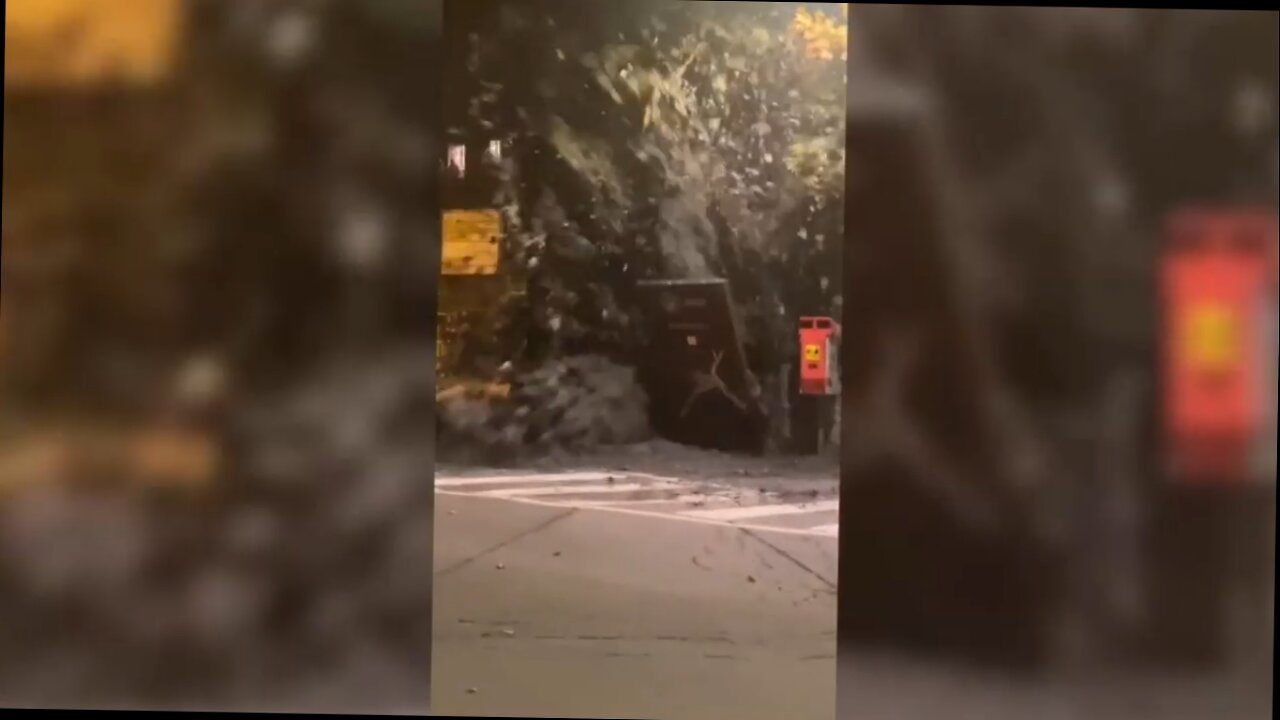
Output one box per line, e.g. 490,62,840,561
442,209,502,276
1184,303,1239,373
5,0,181,88
804,343,822,362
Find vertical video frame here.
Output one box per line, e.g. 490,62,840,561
432,2,846,719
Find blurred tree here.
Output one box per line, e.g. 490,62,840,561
838,6,1276,660
855,6,1277,402
3,0,443,410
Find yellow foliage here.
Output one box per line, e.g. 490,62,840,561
790,7,848,62
0,424,217,496
786,134,844,193
442,210,502,276
5,0,181,88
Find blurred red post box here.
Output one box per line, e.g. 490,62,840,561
1161,208,1278,484
799,316,840,396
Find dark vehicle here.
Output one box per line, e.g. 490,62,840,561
635,278,769,454
839,68,1278,682
838,71,1064,673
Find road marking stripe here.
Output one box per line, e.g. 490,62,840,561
437,489,841,541
436,470,841,540
577,492,748,507
435,472,618,487
574,495,699,506
679,499,841,521
473,482,660,497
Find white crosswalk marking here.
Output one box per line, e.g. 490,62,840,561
435,472,617,487
678,500,840,521
435,470,839,538
577,493,715,506
474,482,656,497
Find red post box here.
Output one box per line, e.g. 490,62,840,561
799,316,840,396
1161,208,1278,484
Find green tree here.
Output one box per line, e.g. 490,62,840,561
452,2,849,438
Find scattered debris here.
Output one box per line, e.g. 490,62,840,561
438,356,651,463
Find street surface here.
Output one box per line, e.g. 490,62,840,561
431,468,840,720
838,651,1272,720
436,469,840,537
432,465,1272,720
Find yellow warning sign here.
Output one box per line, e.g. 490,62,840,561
442,210,502,276
5,0,181,89
804,343,822,362
1184,303,1239,373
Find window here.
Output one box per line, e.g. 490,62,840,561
447,143,466,177
484,139,503,163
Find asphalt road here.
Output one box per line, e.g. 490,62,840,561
431,492,839,720
431,470,1271,720
837,653,1272,720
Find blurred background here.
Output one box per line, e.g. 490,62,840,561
837,6,1276,719
3,0,440,712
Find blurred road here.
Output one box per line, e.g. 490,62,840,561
838,651,1272,720
431,489,839,720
